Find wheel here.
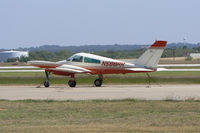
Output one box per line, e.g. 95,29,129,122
94,79,102,87
44,81,50,87
68,80,76,87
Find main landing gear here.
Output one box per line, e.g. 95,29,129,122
44,71,50,87
68,74,76,87
68,74,103,87
94,75,103,87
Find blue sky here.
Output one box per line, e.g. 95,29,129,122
0,0,200,48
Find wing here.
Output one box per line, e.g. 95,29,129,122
27,60,61,68
51,64,91,73
28,60,91,74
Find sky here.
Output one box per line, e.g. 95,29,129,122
0,0,200,49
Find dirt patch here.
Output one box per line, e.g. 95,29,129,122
0,108,6,111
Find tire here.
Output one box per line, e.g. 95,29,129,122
94,79,102,87
68,80,76,87
44,81,50,87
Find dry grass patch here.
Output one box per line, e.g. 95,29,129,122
0,100,200,132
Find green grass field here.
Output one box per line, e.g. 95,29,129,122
0,99,200,133
0,71,200,85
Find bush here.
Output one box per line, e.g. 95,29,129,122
185,56,193,61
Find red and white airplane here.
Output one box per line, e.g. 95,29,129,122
28,40,167,87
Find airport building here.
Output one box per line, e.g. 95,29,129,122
0,50,29,62
190,53,200,59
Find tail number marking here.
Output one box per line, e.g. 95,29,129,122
102,61,125,67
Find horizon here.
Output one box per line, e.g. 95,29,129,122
0,41,199,51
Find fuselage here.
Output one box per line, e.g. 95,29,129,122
54,52,154,75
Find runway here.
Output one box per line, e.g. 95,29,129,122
0,84,200,100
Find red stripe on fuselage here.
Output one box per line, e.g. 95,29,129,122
83,67,155,75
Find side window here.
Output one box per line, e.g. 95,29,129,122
84,57,100,64
72,55,83,62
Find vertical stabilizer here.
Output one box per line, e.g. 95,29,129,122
135,40,167,69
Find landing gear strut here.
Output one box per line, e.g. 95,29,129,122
44,71,50,87
68,74,76,87
94,75,103,87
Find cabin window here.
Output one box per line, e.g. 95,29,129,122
84,57,100,64
72,55,83,62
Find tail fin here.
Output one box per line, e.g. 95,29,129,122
135,40,167,69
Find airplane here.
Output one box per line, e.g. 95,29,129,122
28,40,167,87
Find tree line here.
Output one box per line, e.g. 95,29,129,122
5,46,200,62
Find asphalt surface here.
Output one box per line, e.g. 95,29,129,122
0,84,200,100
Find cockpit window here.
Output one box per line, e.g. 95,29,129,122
84,57,100,64
72,55,83,62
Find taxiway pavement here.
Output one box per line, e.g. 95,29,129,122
0,85,200,100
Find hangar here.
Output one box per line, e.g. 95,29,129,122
0,50,29,62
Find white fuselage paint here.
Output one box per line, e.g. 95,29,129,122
58,53,136,69
55,53,154,74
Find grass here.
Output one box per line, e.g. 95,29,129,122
0,71,200,85
0,99,200,132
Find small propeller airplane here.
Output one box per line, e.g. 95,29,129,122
28,40,167,87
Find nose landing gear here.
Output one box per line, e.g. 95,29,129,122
44,71,51,87
44,81,50,87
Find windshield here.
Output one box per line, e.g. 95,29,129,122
72,55,83,62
